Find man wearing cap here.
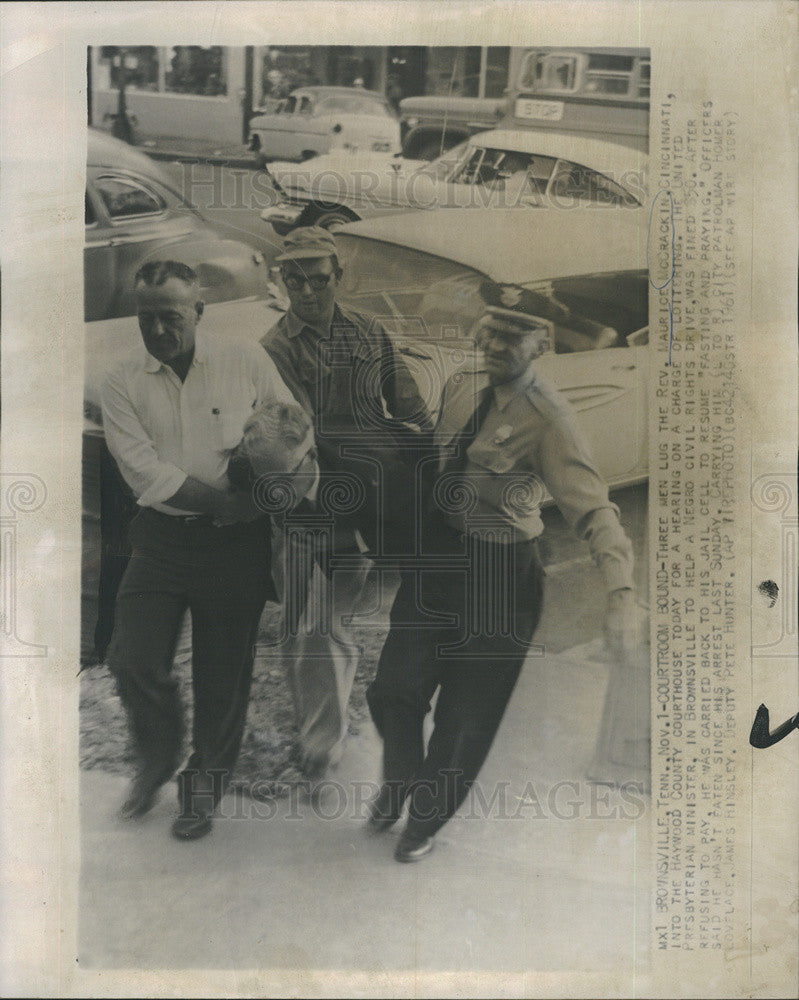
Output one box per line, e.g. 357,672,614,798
262,226,433,783
365,307,637,862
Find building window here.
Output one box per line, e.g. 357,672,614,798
427,47,482,97
328,47,379,89
165,46,227,96
483,48,511,98
98,46,159,91
260,48,319,102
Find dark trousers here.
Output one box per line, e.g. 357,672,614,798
108,508,274,812
367,523,544,838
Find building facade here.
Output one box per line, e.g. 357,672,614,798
88,45,518,146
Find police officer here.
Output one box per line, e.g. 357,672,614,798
366,306,636,862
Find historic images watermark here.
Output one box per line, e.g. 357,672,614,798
182,773,649,823
0,473,48,658
172,160,648,214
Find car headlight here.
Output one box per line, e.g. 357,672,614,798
404,116,419,128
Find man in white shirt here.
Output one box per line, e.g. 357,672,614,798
101,260,302,840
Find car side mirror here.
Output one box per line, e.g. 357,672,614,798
265,270,289,312
625,326,649,347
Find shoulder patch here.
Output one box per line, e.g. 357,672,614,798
524,370,574,425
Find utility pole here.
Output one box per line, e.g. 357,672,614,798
112,48,134,144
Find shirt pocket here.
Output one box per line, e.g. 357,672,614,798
468,440,516,475
212,404,256,452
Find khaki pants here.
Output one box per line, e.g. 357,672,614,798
269,524,373,775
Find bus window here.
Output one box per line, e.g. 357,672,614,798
638,59,651,98
583,53,636,96
520,52,580,92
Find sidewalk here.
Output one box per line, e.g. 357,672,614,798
133,132,260,170
79,636,651,984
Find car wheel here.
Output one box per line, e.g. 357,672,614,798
311,206,359,231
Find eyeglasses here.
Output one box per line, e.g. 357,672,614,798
281,271,334,292
289,444,318,475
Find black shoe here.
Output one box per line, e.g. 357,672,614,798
365,784,404,835
118,768,172,820
394,827,435,863
171,812,213,841
119,784,159,820
302,753,331,784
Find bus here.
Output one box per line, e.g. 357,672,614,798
508,47,650,153
400,46,650,159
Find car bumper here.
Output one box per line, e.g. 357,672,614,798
261,202,306,235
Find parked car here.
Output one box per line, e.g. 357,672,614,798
85,129,269,321
261,129,648,234
247,86,401,167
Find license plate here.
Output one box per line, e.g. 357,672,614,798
514,98,565,121
372,141,391,151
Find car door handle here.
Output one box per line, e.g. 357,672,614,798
611,363,636,370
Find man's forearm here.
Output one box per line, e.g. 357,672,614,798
162,476,234,517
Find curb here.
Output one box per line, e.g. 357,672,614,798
144,148,260,170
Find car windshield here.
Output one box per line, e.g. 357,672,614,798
419,143,641,205
336,234,648,352
316,95,392,117
450,146,559,194
415,142,471,179
336,235,486,343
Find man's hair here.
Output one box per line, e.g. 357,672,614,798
239,401,313,473
134,260,199,288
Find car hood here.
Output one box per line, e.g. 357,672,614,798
401,95,505,116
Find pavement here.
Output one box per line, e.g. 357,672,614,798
127,131,260,170
79,629,652,981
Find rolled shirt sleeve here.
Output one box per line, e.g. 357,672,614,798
100,337,305,509
375,320,434,430
101,367,187,506
538,417,634,594
247,338,298,409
